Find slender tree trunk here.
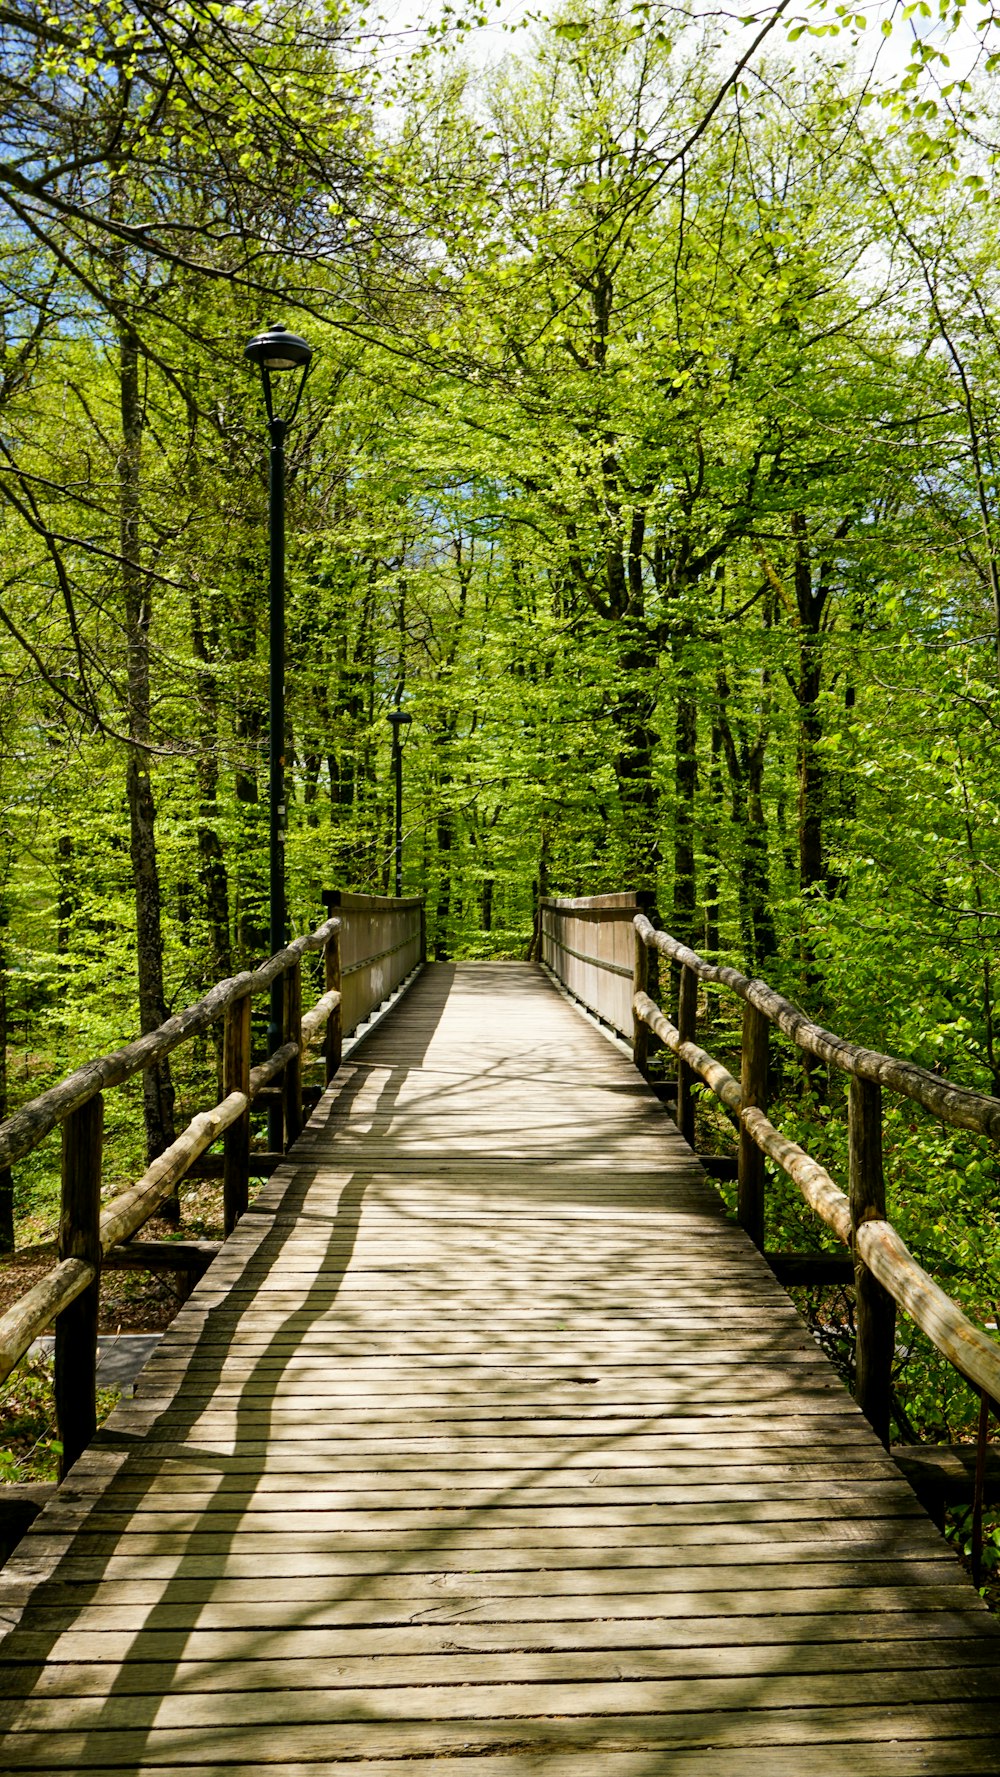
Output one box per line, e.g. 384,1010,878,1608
119,317,176,1168
716,669,776,970
701,723,723,1027
792,513,833,901
435,803,453,960
798,684,824,896
612,624,661,891
191,592,231,981
745,746,777,963
0,900,11,1253
703,724,722,958
302,752,321,828
57,835,75,955
672,657,698,944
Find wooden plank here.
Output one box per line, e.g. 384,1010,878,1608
5,1701,1000,1766
4,1610,995,1666
16,1748,1000,1777
7,1664,1000,1732
10,1637,1000,1701
19,1537,954,1577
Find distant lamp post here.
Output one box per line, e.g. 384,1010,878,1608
387,708,413,897
244,322,312,1089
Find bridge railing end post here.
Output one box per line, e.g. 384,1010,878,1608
282,960,303,1149
738,1002,768,1250
850,1074,895,1446
324,927,343,1084
632,927,649,1079
677,963,698,1147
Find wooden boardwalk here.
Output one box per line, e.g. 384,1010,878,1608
1,960,999,1774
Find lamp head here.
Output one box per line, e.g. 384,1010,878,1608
245,323,312,371
245,323,313,425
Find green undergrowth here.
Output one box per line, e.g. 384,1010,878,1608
0,1359,119,1485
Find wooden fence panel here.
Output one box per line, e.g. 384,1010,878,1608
540,893,652,1043
322,892,424,1038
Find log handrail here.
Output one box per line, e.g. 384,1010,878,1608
0,923,338,1176
0,893,426,1472
634,914,1000,1141
631,920,1000,1462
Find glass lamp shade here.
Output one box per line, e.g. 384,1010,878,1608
245,324,312,372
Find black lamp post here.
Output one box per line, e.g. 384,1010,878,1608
244,323,312,1094
387,708,412,896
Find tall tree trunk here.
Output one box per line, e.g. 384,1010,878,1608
191,592,232,981
792,513,833,900
701,722,723,1027
0,898,11,1253
302,752,321,829
716,668,776,969
233,573,266,955
119,317,176,1168
57,835,75,955
612,623,661,891
672,643,698,944
745,744,777,964
435,802,453,960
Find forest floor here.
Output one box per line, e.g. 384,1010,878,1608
0,1181,226,1483
0,1178,225,1333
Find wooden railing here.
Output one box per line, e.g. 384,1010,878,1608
542,892,1000,1575
0,893,424,1476
322,891,425,1039
539,893,654,1042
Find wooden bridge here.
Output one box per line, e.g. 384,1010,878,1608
0,892,999,1772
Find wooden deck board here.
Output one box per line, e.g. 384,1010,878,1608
1,959,999,1773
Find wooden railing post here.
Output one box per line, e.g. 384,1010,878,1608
738,1002,769,1250
223,992,251,1236
850,1075,895,1446
282,960,303,1148
324,926,342,1084
632,928,649,1079
55,1094,102,1478
676,964,698,1148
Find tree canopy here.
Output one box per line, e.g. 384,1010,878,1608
2,0,1000,1426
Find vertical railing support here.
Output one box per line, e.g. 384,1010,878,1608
282,960,303,1148
676,963,698,1148
325,925,343,1085
632,927,649,1079
55,1093,103,1479
223,992,251,1236
850,1074,895,1446
738,1001,769,1250
972,1391,992,1586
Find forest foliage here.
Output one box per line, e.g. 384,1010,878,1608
2,0,1000,1448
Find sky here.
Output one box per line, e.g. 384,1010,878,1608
373,0,991,89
